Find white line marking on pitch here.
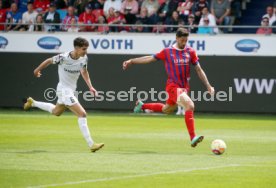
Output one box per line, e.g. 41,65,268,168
28,164,240,188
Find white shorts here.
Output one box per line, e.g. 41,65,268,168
56,85,78,106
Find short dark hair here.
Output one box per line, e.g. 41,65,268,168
74,37,89,47
176,28,189,37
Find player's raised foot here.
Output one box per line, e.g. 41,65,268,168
133,100,144,113
90,143,104,153
191,135,204,148
23,97,34,110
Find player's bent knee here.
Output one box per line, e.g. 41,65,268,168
185,103,195,111
163,109,171,114
52,111,62,116
79,111,87,118
52,108,64,116
162,108,174,114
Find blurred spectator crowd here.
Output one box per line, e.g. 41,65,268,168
257,3,276,34
0,0,274,34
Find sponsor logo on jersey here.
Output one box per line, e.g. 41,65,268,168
37,36,62,50
235,39,260,52
0,36,8,49
173,59,189,65
64,68,80,74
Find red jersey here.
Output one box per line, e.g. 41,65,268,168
34,0,50,12
78,12,96,31
97,25,109,32
107,15,125,24
107,15,126,31
178,0,194,15
0,9,6,30
154,45,199,90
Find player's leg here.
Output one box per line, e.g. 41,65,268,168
52,104,66,116
135,102,178,114
133,100,165,113
67,103,104,152
176,106,185,115
162,103,177,114
134,100,177,114
181,106,185,115
177,92,204,147
176,105,182,115
24,97,67,116
134,83,178,114
141,102,165,113
24,97,55,114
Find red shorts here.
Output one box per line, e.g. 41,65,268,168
165,83,187,105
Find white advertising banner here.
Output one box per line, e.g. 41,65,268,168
0,32,275,56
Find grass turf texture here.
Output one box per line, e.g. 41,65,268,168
0,111,276,188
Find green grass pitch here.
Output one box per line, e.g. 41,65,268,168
0,111,276,188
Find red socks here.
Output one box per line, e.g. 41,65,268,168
142,104,196,141
185,110,196,141
142,103,164,112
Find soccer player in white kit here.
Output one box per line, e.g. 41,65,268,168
23,37,104,153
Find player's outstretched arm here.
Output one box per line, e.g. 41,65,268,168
33,58,53,77
122,56,157,70
81,69,98,96
195,64,215,95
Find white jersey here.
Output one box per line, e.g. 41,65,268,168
52,51,88,91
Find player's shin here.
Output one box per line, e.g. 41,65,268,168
184,110,196,141
78,117,94,147
142,103,164,112
33,101,55,113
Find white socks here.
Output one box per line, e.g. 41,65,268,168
78,117,94,148
33,101,55,113
32,101,94,148
176,106,185,115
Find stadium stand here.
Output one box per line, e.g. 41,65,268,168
0,0,275,33
237,0,276,33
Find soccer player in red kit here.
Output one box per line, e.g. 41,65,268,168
123,28,215,147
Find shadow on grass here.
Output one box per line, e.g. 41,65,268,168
117,150,158,155
5,150,47,154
